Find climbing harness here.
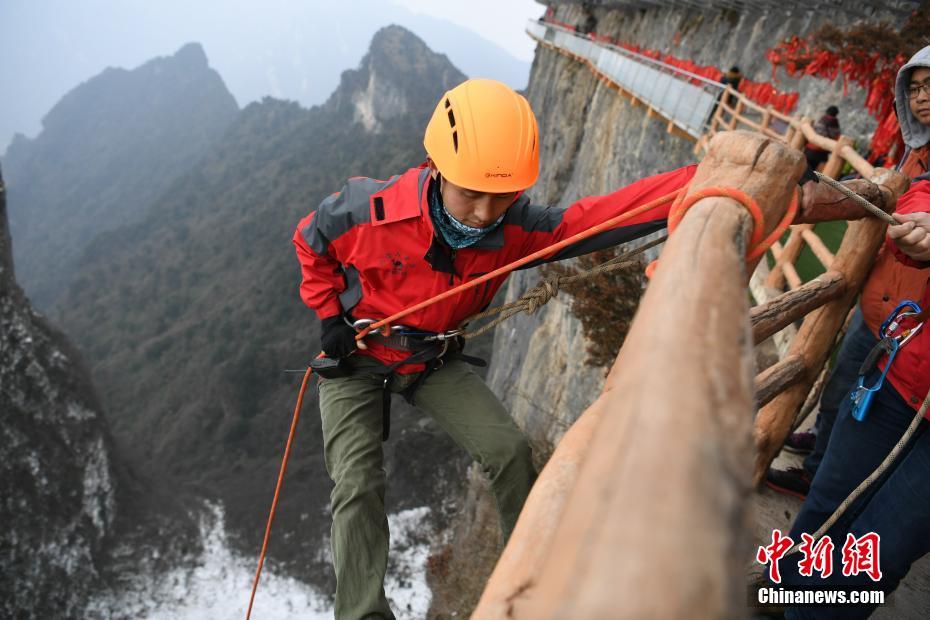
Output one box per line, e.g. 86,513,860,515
850,301,924,422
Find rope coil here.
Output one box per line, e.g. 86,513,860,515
458,235,667,339
645,185,799,278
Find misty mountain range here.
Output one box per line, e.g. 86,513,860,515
2,24,481,608
1,0,534,152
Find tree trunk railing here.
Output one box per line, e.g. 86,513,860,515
473,25,911,615
475,132,806,617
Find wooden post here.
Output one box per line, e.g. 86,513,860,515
478,131,806,618
756,354,806,408
822,136,851,179
800,228,835,268
765,224,812,290
750,270,846,344
790,117,810,151
752,168,910,485
761,105,772,132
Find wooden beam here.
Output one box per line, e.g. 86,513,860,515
789,117,810,151
800,228,835,268
750,271,846,344
798,124,875,179
472,384,608,617
822,135,849,179
752,167,910,486
784,262,803,290
755,354,806,408
484,131,806,618
765,224,811,290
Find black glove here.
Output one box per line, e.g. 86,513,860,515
799,164,819,186
320,316,358,358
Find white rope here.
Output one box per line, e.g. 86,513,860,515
814,171,897,225
784,385,930,556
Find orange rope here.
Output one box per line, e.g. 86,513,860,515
645,186,799,277
355,188,683,339
246,365,314,620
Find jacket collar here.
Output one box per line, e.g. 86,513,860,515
416,169,505,250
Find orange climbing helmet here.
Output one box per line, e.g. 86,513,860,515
424,78,539,193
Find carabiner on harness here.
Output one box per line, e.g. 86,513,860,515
850,337,899,422
350,317,462,342
850,301,924,422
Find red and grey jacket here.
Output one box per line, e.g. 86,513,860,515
294,163,697,372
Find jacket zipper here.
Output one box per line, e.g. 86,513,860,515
448,249,457,285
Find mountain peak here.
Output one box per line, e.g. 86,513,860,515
171,42,209,70
327,24,466,133
368,24,434,57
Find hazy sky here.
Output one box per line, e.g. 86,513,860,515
392,0,541,61
0,0,544,152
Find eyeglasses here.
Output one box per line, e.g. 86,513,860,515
907,81,930,100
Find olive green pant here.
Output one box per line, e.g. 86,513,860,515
318,356,536,620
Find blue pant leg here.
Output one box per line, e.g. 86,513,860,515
803,310,877,475
785,387,930,620
784,382,919,557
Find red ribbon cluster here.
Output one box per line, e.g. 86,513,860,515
766,36,907,162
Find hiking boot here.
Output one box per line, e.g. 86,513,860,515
783,431,816,455
765,467,812,500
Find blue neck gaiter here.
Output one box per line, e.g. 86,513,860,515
428,177,505,249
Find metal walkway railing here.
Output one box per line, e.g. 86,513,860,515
526,20,725,138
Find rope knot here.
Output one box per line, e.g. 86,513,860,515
525,280,560,314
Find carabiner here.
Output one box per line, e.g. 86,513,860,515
849,302,920,423
880,301,922,339
350,317,396,336
424,329,462,342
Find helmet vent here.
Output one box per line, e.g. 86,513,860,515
445,98,451,109
447,109,456,128
452,130,459,153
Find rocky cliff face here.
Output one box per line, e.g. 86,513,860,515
0,167,118,618
429,2,904,614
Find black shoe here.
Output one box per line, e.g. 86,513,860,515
783,431,816,455
765,467,812,500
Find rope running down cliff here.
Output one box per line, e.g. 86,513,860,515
457,235,667,340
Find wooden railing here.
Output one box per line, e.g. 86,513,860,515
473,132,810,617
473,130,907,617
694,86,910,484
473,30,910,616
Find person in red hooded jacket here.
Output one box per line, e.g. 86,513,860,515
770,46,930,620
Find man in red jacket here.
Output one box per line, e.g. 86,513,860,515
293,78,697,619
